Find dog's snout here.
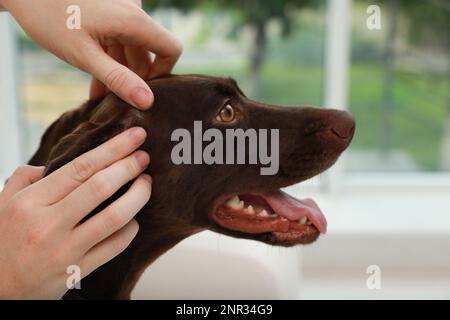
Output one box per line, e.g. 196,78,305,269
330,110,355,140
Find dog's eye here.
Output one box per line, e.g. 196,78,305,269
216,104,235,122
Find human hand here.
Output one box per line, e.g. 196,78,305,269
0,127,151,299
2,0,182,109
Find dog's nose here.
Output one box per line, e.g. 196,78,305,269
330,110,355,140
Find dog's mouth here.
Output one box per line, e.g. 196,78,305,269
209,190,326,246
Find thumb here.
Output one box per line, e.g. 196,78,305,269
84,47,154,109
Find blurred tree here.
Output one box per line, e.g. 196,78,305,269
403,0,450,170
143,0,200,11
380,0,398,158
358,0,449,169
143,0,317,96
357,0,401,158
213,0,316,96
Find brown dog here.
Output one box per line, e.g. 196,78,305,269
29,74,355,299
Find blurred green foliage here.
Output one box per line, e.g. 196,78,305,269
18,0,449,171
174,61,448,170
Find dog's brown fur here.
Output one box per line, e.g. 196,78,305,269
29,74,355,299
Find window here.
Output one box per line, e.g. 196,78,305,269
347,0,450,174
1,0,449,299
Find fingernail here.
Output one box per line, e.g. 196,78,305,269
135,151,150,169
131,87,151,109
129,127,147,144
141,174,152,184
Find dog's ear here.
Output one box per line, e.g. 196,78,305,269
42,95,147,177
28,99,100,166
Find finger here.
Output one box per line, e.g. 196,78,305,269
88,44,128,101
89,44,109,100
89,77,107,100
117,14,183,78
124,46,152,80
73,174,151,252
55,150,150,227
108,45,127,67
89,45,128,100
81,219,139,277
82,44,154,109
148,55,177,79
1,166,45,200
29,127,147,204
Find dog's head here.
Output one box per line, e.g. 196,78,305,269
40,74,355,248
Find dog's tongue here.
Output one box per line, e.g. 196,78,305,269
259,190,327,234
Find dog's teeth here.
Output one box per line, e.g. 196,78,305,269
259,209,270,217
230,195,240,203
226,196,244,210
270,213,278,217
226,196,241,209
306,220,312,225
299,216,308,224
246,205,255,214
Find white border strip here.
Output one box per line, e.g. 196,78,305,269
0,14,22,178
322,0,353,193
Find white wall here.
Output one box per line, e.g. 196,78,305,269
0,14,22,180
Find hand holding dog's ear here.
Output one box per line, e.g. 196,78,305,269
0,128,151,299
2,0,183,109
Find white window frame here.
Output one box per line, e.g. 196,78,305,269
0,14,22,182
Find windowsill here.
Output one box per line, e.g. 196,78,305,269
344,172,450,189
285,178,450,235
